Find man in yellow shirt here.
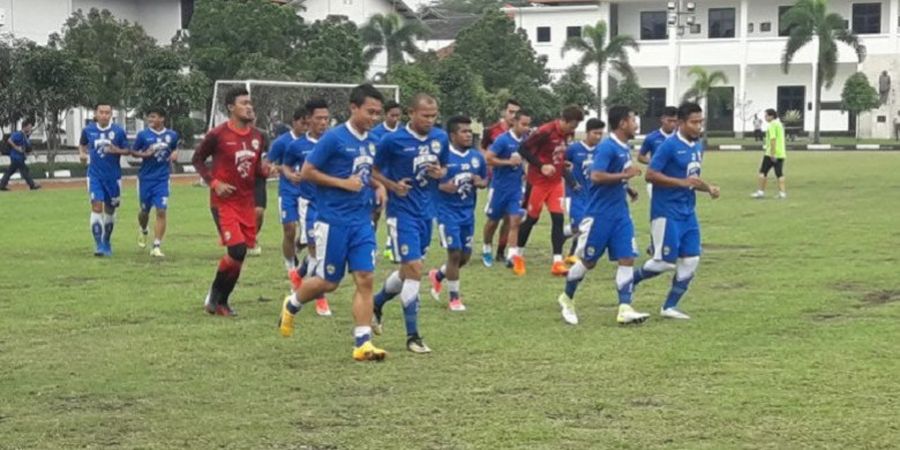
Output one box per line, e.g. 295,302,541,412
751,109,787,199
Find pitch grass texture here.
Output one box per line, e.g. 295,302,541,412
1,152,899,449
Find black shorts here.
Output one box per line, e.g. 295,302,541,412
759,156,785,178
254,177,267,209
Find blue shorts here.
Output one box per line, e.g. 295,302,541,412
650,214,701,263
576,215,638,263
88,176,121,208
387,215,432,263
484,187,523,221
438,219,474,252
314,220,376,283
138,179,169,212
566,196,588,227
299,198,317,246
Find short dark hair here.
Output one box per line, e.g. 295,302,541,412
21,118,35,128
146,106,167,118
585,118,606,131
349,83,385,107
292,106,307,121
95,102,112,110
305,97,329,115
384,100,401,112
678,102,703,121
446,115,472,135
561,105,585,123
766,108,778,119
514,109,531,120
224,86,250,108
505,98,521,109
661,106,679,118
607,106,634,131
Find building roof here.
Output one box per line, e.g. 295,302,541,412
422,14,478,40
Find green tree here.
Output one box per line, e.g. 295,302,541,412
434,55,490,121
562,20,638,115
385,63,441,109
133,47,210,146
782,0,864,143
0,37,38,128
515,85,561,125
552,66,597,110
682,67,729,106
360,13,429,73
56,8,156,108
429,0,529,14
841,72,881,138
295,17,367,83
605,76,648,117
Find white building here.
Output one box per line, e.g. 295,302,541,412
506,0,900,138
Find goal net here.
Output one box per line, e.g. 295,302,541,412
209,80,401,136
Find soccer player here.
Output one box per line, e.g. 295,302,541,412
192,87,270,317
277,84,388,362
556,106,650,326
427,116,488,312
563,118,605,260
480,98,521,266
369,99,403,261
268,107,307,274
517,105,585,276
632,102,721,320
638,106,678,199
80,103,130,257
751,108,787,199
370,94,448,354
0,119,40,191
483,109,531,276
282,98,332,317
132,107,179,257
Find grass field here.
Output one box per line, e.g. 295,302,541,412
1,152,899,449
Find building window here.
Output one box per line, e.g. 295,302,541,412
778,6,794,36
537,26,551,43
709,8,736,38
777,86,806,124
853,3,881,34
640,11,668,40
761,22,771,32
566,26,582,39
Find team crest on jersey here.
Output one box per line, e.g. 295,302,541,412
251,139,260,151
400,244,409,256
430,140,441,154
235,149,256,178
586,246,596,257
165,135,172,143
368,143,376,156
326,264,336,275
663,246,671,256
471,157,480,168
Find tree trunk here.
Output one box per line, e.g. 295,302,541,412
813,77,823,144
47,109,59,169
595,68,603,117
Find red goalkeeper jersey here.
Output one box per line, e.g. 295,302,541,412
192,121,268,211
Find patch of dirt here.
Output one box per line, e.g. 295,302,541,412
859,290,900,307
53,394,135,413
809,313,843,321
703,243,754,251
630,397,664,408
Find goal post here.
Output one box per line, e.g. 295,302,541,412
209,80,401,136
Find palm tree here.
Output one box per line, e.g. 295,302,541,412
782,0,864,143
683,67,728,145
561,20,638,116
360,13,430,72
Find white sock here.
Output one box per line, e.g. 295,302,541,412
446,279,460,295
354,325,372,338
553,254,563,263
284,258,295,272
616,265,634,290
439,264,447,275
91,212,103,229
483,244,492,254
400,279,421,307
566,261,588,282
288,292,302,308
153,239,161,247
140,226,148,234
384,271,403,295
563,226,574,238
508,247,519,257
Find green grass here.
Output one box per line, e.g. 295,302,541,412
706,136,899,146
1,152,899,449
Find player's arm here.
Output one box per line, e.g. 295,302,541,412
107,131,131,155
372,138,412,196
7,134,23,153
427,135,450,180
191,132,232,196
520,132,554,176
168,135,180,163
300,162,362,192
637,140,652,164
768,127,778,159
131,135,152,158
485,148,521,167
281,149,303,184
590,149,640,185
78,130,89,164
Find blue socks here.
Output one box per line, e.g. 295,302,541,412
633,266,663,287
90,212,103,249
564,279,580,299
402,298,419,337
664,275,693,310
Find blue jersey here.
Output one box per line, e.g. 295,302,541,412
370,122,402,142
133,128,179,182
8,131,30,162
565,141,595,199
282,133,318,200
81,122,128,180
587,136,633,219
640,128,673,159
649,133,704,220
267,131,302,197
488,130,524,193
305,123,376,226
375,125,449,220
437,145,487,224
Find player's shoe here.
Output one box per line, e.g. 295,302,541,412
288,268,303,293
482,251,494,268
777,191,787,199
353,340,387,362
564,255,579,267
137,231,147,248
278,296,296,337
750,190,765,199
215,304,237,317
551,261,569,277
511,255,526,276
203,292,216,315
617,304,650,325
94,245,105,257
406,335,432,354
448,298,466,312
98,242,112,257
372,312,384,335
247,245,262,257
660,307,690,320
315,297,332,317
150,246,164,258
428,269,443,301
557,293,578,325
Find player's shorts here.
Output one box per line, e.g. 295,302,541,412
759,156,785,178
649,214,701,263
386,215,432,263
88,176,121,208
299,197,317,246
438,219,475,252
484,187,523,221
314,220,376,283
279,193,301,225
138,178,169,213
646,182,653,200
565,195,588,227
212,204,257,248
254,177,267,209
575,215,638,263
526,180,565,219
